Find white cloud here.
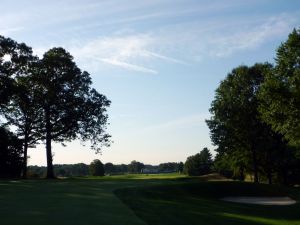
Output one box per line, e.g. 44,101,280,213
69,34,186,74
99,58,157,74
207,15,294,57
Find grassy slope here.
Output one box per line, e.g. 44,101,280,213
0,174,299,225
115,180,300,225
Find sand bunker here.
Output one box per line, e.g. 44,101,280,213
221,196,296,205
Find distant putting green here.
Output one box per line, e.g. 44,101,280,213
0,174,299,225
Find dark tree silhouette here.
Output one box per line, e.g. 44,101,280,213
89,159,104,176
104,162,115,174
0,36,40,178
0,126,23,178
128,160,144,173
33,48,111,178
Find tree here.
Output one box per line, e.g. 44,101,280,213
128,160,144,173
178,162,184,173
259,28,300,146
3,76,42,178
89,159,104,176
206,63,290,183
184,148,212,176
104,162,115,174
0,126,23,178
0,36,40,178
33,48,111,178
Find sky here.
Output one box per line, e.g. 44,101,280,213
1,0,300,166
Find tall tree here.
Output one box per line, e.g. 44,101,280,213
3,76,42,178
206,63,280,183
259,28,300,147
34,48,110,178
0,36,39,178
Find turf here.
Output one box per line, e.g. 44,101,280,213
0,174,299,225
115,181,300,225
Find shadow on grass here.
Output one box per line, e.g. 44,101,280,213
114,181,300,225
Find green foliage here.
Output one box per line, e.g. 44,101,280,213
259,28,300,146
184,147,212,176
206,63,292,183
89,159,104,176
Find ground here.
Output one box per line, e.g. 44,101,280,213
0,174,299,225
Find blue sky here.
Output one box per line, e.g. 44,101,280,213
1,0,300,166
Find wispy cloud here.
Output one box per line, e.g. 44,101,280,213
69,34,186,74
0,27,24,36
207,15,294,57
99,58,157,74
142,114,210,132
7,1,298,74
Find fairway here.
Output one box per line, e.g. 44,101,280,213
0,175,299,225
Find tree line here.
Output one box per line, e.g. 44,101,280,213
26,160,185,177
0,36,111,178
206,28,300,185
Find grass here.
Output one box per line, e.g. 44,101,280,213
0,174,299,225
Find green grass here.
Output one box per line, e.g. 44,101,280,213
116,181,300,225
0,174,299,225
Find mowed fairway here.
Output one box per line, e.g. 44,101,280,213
0,174,299,225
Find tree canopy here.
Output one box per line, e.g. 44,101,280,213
89,159,104,176
184,148,212,176
0,36,111,179
259,28,300,146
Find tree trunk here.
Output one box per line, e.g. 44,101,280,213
239,166,245,181
22,140,28,179
45,108,55,179
252,148,259,183
267,169,272,184
267,150,272,184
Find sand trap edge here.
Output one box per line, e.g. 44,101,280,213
221,196,296,205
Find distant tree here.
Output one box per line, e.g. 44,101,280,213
89,159,104,176
128,160,144,173
104,162,115,174
0,126,23,178
178,162,184,173
33,48,111,178
158,162,178,172
54,163,89,177
259,28,300,147
114,164,128,173
184,148,213,176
